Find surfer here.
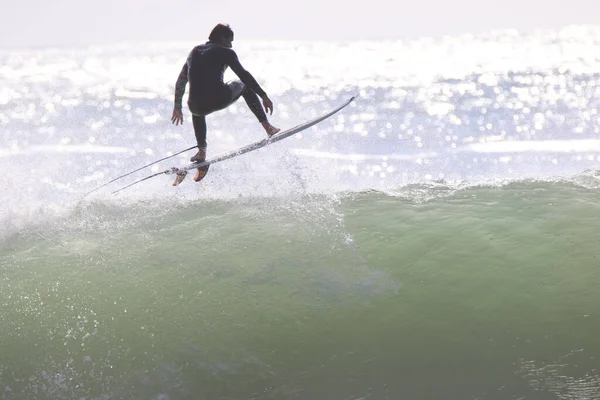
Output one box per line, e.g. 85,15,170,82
170,23,280,182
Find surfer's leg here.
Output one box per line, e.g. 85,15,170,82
238,85,280,137
190,82,245,116
191,114,207,163
240,85,266,122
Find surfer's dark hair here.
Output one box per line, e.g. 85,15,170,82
209,24,234,41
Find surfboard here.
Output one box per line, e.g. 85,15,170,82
102,94,357,195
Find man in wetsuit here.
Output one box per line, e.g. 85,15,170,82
171,23,280,182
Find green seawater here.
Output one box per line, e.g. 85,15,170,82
1,183,600,400
5,31,600,400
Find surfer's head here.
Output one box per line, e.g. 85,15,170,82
209,23,234,48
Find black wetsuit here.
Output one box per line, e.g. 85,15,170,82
173,41,268,148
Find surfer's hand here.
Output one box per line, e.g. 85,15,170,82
261,95,274,115
171,108,183,125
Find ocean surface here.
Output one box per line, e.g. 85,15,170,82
2,26,600,399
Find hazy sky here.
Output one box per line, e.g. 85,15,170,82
1,0,600,48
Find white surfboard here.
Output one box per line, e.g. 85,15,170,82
108,95,357,194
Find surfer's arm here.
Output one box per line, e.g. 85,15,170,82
225,50,267,98
174,63,188,110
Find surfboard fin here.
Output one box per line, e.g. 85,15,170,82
193,165,210,183
171,168,188,186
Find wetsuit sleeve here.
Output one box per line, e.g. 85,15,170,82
174,63,188,110
225,50,267,98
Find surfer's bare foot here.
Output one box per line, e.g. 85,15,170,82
190,147,206,163
261,121,280,137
